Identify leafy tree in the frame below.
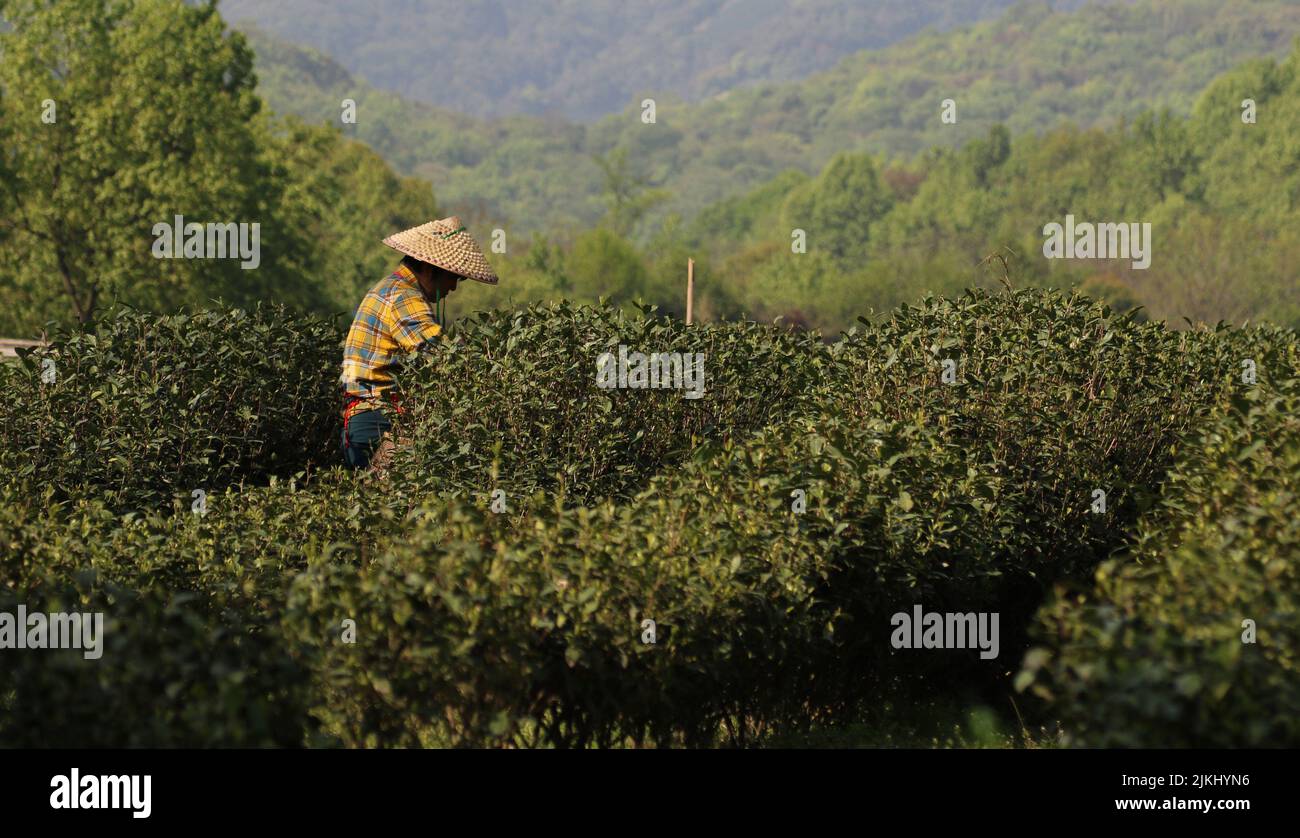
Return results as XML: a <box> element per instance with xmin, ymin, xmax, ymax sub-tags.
<box><xmin>565</xmin><ymin>227</ymin><xmax>648</xmax><ymax>305</ymax></box>
<box><xmin>259</xmin><ymin>118</ymin><xmax>440</xmax><ymax>313</ymax></box>
<box><xmin>592</xmin><ymin>147</ymin><xmax>669</xmax><ymax>238</ymax></box>
<box><xmin>1127</xmin><ymin>111</ymin><xmax>1200</xmax><ymax>204</ymax></box>
<box><xmin>780</xmin><ymin>152</ymin><xmax>893</xmax><ymax>263</ymax></box>
<box><xmin>961</xmin><ymin>124</ymin><xmax>1011</xmax><ymax>188</ymax></box>
<box><xmin>0</xmin><ymin>0</ymin><xmax>271</xmax><ymax>327</ymax></box>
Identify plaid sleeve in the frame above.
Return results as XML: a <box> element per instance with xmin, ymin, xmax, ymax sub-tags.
<box><xmin>386</xmin><ymin>287</ymin><xmax>443</xmax><ymax>352</ymax></box>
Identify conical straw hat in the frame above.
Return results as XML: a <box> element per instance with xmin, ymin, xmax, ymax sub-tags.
<box><xmin>382</xmin><ymin>216</ymin><xmax>499</xmax><ymax>284</ymax></box>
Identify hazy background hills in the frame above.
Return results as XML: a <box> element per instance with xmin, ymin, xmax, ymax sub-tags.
<box><xmin>3</xmin><ymin>0</ymin><xmax>1298</xmax><ymax>337</ymax></box>
<box><xmin>221</xmin><ymin>0</ymin><xmax>1036</xmax><ymax>120</ymax></box>
<box><xmin>241</xmin><ymin>0</ymin><xmax>1300</xmax><ymax>235</ymax></box>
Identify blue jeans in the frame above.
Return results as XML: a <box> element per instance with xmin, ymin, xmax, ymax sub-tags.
<box><xmin>341</xmin><ymin>408</ymin><xmax>392</xmax><ymax>470</ymax></box>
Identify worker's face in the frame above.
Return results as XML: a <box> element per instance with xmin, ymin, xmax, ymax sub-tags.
<box><xmin>417</xmin><ymin>264</ymin><xmax>460</xmax><ymax>298</ymax></box>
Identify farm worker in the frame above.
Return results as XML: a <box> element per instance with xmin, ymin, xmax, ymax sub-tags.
<box><xmin>340</xmin><ymin>216</ymin><xmax>498</xmax><ymax>469</ymax></box>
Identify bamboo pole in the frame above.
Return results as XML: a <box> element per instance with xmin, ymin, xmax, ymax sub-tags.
<box><xmin>686</xmin><ymin>258</ymin><xmax>694</xmax><ymax>325</ymax></box>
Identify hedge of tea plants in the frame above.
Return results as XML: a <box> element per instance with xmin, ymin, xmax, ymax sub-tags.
<box><xmin>0</xmin><ymin>305</ymin><xmax>342</xmax><ymax>510</ymax></box>
<box><xmin>284</xmin><ymin>410</ymin><xmax>1023</xmax><ymax>746</ymax></box>
<box><xmin>0</xmin><ymin>475</ymin><xmax>381</xmax><ymax>746</ymax></box>
<box><xmin>824</xmin><ymin>292</ymin><xmax>1280</xmax><ymax>577</ymax></box>
<box><xmin>1024</xmin><ymin>370</ymin><xmax>1300</xmax><ymax>747</ymax></box>
<box><xmin>813</xmin><ymin>292</ymin><xmax>1298</xmax><ymax>668</ymax></box>
<box><xmin>385</xmin><ymin>300</ymin><xmax>829</xmax><ymax>504</ymax></box>
<box><xmin>1</xmin><ymin>291</ymin><xmax>1296</xmax><ymax>746</ymax></box>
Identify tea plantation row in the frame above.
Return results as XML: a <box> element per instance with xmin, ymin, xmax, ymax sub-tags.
<box><xmin>0</xmin><ymin>291</ymin><xmax>1295</xmax><ymax>746</ymax></box>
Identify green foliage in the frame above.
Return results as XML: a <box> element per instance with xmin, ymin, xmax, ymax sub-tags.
<box><xmin>3</xmin><ymin>292</ymin><xmax>1297</xmax><ymax>748</ymax></box>
<box><xmin>1077</xmin><ymin>273</ymin><xmax>1148</xmax><ymax>319</ymax></box>
<box><xmin>289</xmin><ymin>289</ymin><xmax>1270</xmax><ymax>747</ymax></box>
<box><xmin>1024</xmin><ymin>340</ymin><xmax>1300</xmax><ymax>747</ymax></box>
<box><xmin>0</xmin><ymin>0</ymin><xmax>442</xmax><ymax>334</ymax></box>
<box><xmin>592</xmin><ymin>148</ymin><xmax>670</xmax><ymax>239</ymax></box>
<box><xmin>0</xmin><ymin>305</ymin><xmax>342</xmax><ymax>509</ymax></box>
<box><xmin>240</xmin><ymin>1</ymin><xmax>1300</xmax><ymax>336</ymax></box>
<box><xmin>695</xmin><ymin>48</ymin><xmax>1300</xmax><ymax>334</ymax></box>
<box><xmin>824</xmin><ymin>289</ymin><xmax>1249</xmax><ymax>578</ymax></box>
<box><xmin>0</xmin><ymin>0</ymin><xmax>268</xmax><ymax>325</ymax></box>
<box><xmin>285</xmin><ymin>411</ymin><xmax>1008</xmax><ymax>747</ymax></box>
<box><xmin>259</xmin><ymin>118</ymin><xmax>441</xmax><ymax>312</ymax></box>
<box><xmin>690</xmin><ymin>169</ymin><xmax>810</xmax><ymax>249</ymax></box>
<box><xmin>224</xmin><ymin>1</ymin><xmax>1019</xmax><ymax>121</ymax></box>
<box><xmin>387</xmin><ymin>301</ymin><xmax>827</xmax><ymax>505</ymax></box>
<box><xmin>243</xmin><ymin>0</ymin><xmax>1300</xmax><ymax>235</ymax></box>
<box><xmin>10</xmin><ymin>0</ymin><xmax>1296</xmax><ymax>337</ymax></box>
<box><xmin>779</xmin><ymin>152</ymin><xmax>893</xmax><ymax>264</ymax></box>
<box><xmin>4</xmin><ymin>0</ymin><xmax>1298</xmax><ymax>750</ymax></box>
<box><xmin>0</xmin><ymin>577</ymin><xmax>312</xmax><ymax>747</ymax></box>
<box><xmin>0</xmin><ymin>470</ymin><xmax>398</xmax><ymax>746</ymax></box>
<box><xmin>562</xmin><ymin>229</ymin><xmax>652</xmax><ymax>305</ymax></box>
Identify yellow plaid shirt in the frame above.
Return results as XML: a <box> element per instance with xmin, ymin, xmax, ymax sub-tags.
<box><xmin>341</xmin><ymin>264</ymin><xmax>442</xmax><ymax>419</ymax></box>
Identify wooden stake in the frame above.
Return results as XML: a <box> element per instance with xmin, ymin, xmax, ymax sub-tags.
<box><xmin>686</xmin><ymin>258</ymin><xmax>695</xmax><ymax>325</ymax></box>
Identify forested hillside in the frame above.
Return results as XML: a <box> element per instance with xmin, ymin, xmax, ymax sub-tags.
<box><xmin>245</xmin><ymin>0</ymin><xmax>1300</xmax><ymax>233</ymax></box>
<box><xmin>663</xmin><ymin>45</ymin><xmax>1300</xmax><ymax>331</ymax></box>
<box><xmin>6</xmin><ymin>0</ymin><xmax>1298</xmax><ymax>336</ymax></box>
<box><xmin>451</xmin><ymin>38</ymin><xmax>1300</xmax><ymax>335</ymax></box>
<box><xmin>221</xmin><ymin>0</ymin><xmax>1027</xmax><ymax>120</ymax></box>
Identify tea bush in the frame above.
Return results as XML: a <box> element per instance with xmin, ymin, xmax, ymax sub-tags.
<box><xmin>817</xmin><ymin>290</ymin><xmax>1299</xmax><ymax>670</ymax></box>
<box><xmin>290</xmin><ymin>287</ymin><xmax>1276</xmax><ymax>746</ymax></box>
<box><xmin>3</xmin><ymin>291</ymin><xmax>1295</xmax><ymax>747</ymax></box>
<box><xmin>0</xmin><ymin>578</ymin><xmax>312</xmax><ymax>747</ymax></box>
<box><xmin>0</xmin><ymin>475</ymin><xmax>395</xmax><ymax>747</ymax></box>
<box><xmin>0</xmin><ymin>485</ymin><xmax>309</xmax><ymax>746</ymax></box>
<box><xmin>1024</xmin><ymin>370</ymin><xmax>1300</xmax><ymax>747</ymax></box>
<box><xmin>387</xmin><ymin>301</ymin><xmax>830</xmax><ymax>504</ymax></box>
<box><xmin>286</xmin><ymin>410</ymin><xmax>1016</xmax><ymax>747</ymax></box>
<box><xmin>825</xmin><ymin>289</ymin><xmax>1275</xmax><ymax>576</ymax></box>
<box><xmin>0</xmin><ymin>305</ymin><xmax>343</xmax><ymax>510</ymax></box>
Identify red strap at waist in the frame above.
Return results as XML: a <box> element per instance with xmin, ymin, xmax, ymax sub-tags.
<box><xmin>342</xmin><ymin>391</ymin><xmax>404</xmax><ymax>428</ymax></box>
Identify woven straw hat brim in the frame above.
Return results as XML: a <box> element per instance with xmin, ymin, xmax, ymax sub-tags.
<box><xmin>382</xmin><ymin>216</ymin><xmax>499</xmax><ymax>284</ymax></box>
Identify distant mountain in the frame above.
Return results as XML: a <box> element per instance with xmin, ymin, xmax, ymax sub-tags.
<box><xmin>244</xmin><ymin>0</ymin><xmax>1300</xmax><ymax>235</ymax></box>
<box><xmin>222</xmin><ymin>0</ymin><xmax>1029</xmax><ymax>120</ymax></box>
